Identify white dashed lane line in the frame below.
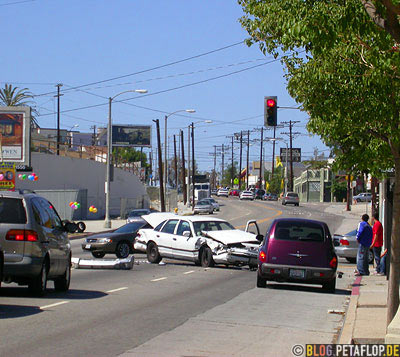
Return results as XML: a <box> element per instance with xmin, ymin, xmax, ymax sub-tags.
<box><xmin>183</xmin><ymin>270</ymin><xmax>195</xmax><ymax>275</ymax></box>
<box><xmin>151</xmin><ymin>277</ymin><xmax>167</xmax><ymax>282</ymax></box>
<box><xmin>40</xmin><ymin>301</ymin><xmax>69</xmax><ymax>310</ymax></box>
<box><xmin>106</xmin><ymin>287</ymin><xmax>129</xmax><ymax>293</ymax></box>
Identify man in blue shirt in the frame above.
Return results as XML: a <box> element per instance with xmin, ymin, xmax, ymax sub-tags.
<box><xmin>356</xmin><ymin>214</ymin><xmax>373</xmax><ymax>276</ymax></box>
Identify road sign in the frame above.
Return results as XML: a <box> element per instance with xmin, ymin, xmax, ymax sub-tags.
<box><xmin>233</xmin><ymin>178</ymin><xmax>239</xmax><ymax>185</ymax></box>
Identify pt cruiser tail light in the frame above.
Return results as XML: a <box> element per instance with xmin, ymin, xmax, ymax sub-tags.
<box><xmin>259</xmin><ymin>250</ymin><xmax>266</xmax><ymax>263</ymax></box>
<box><xmin>329</xmin><ymin>257</ymin><xmax>338</xmax><ymax>269</ymax></box>
<box><xmin>6</xmin><ymin>229</ymin><xmax>38</xmax><ymax>242</ymax></box>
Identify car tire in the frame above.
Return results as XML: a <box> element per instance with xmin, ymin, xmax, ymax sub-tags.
<box><xmin>92</xmin><ymin>252</ymin><xmax>106</xmax><ymax>258</ymax></box>
<box><xmin>249</xmin><ymin>264</ymin><xmax>257</xmax><ymax>271</ymax></box>
<box><xmin>116</xmin><ymin>241</ymin><xmax>130</xmax><ymax>259</ymax></box>
<box><xmin>77</xmin><ymin>221</ymin><xmax>86</xmax><ymax>233</ymax></box>
<box><xmin>200</xmin><ymin>246</ymin><xmax>215</xmax><ymax>268</ymax></box>
<box><xmin>346</xmin><ymin>257</ymin><xmax>356</xmax><ymax>263</ymax></box>
<box><xmin>322</xmin><ymin>278</ymin><xmax>336</xmax><ymax>293</ymax></box>
<box><xmin>147</xmin><ymin>242</ymin><xmax>162</xmax><ymax>264</ymax></box>
<box><xmin>29</xmin><ymin>259</ymin><xmax>48</xmax><ymax>297</ymax></box>
<box><xmin>256</xmin><ymin>273</ymin><xmax>267</xmax><ymax>288</ymax></box>
<box><xmin>54</xmin><ymin>257</ymin><xmax>71</xmax><ymax>292</ymax></box>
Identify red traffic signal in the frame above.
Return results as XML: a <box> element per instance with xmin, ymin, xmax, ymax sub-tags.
<box><xmin>266</xmin><ymin>99</ymin><xmax>276</xmax><ymax>108</ymax></box>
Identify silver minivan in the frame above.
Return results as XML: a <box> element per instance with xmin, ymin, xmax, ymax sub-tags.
<box><xmin>0</xmin><ymin>191</ymin><xmax>75</xmax><ymax>296</ymax></box>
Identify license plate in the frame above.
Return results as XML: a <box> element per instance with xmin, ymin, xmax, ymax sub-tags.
<box><xmin>85</xmin><ymin>244</ymin><xmax>91</xmax><ymax>249</ymax></box>
<box><xmin>289</xmin><ymin>269</ymin><xmax>305</xmax><ymax>278</ymax></box>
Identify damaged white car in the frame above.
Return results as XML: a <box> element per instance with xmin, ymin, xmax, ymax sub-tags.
<box><xmin>135</xmin><ymin>213</ymin><xmax>263</xmax><ymax>268</ymax></box>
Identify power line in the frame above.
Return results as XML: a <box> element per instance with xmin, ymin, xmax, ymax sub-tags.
<box><xmin>0</xmin><ymin>0</ymin><xmax>35</xmax><ymax>6</ymax></box>
<box><xmin>33</xmin><ymin>40</ymin><xmax>246</xmax><ymax>97</ymax></box>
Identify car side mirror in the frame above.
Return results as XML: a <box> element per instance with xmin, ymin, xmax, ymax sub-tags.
<box><xmin>183</xmin><ymin>231</ymin><xmax>191</xmax><ymax>238</ymax></box>
<box><xmin>256</xmin><ymin>234</ymin><xmax>263</xmax><ymax>242</ymax></box>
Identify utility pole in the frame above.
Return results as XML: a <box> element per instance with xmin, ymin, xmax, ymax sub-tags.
<box><xmin>239</xmin><ymin>132</ymin><xmax>243</xmax><ymax>189</ymax></box>
<box><xmin>221</xmin><ymin>143</ymin><xmax>225</xmax><ymax>184</ymax></box>
<box><xmin>149</xmin><ymin>150</ymin><xmax>153</xmax><ymax>186</ymax></box>
<box><xmin>180</xmin><ymin>130</ymin><xmax>187</xmax><ymax>204</ymax></box>
<box><xmin>259</xmin><ymin>127</ymin><xmax>264</xmax><ymax>189</ymax></box>
<box><xmin>173</xmin><ymin>134</ymin><xmax>178</xmax><ymax>189</ymax></box>
<box><xmin>246</xmin><ymin>130</ymin><xmax>250</xmax><ymax>189</ymax></box>
<box><xmin>153</xmin><ymin>119</ymin><xmax>165</xmax><ymax>212</ymax></box>
<box><xmin>213</xmin><ymin>145</ymin><xmax>217</xmax><ymax>188</ymax></box>
<box><xmin>55</xmin><ymin>84</ymin><xmax>63</xmax><ymax>155</ymax></box>
<box><xmin>187</xmin><ymin>125</ymin><xmax>191</xmax><ymax>205</ymax></box>
<box><xmin>191</xmin><ymin>123</ymin><xmax>195</xmax><ymax>210</ymax></box>
<box><xmin>231</xmin><ymin>136</ymin><xmax>234</xmax><ymax>187</ymax></box>
<box><xmin>281</xmin><ymin>120</ymin><xmax>300</xmax><ymax>192</ymax></box>
<box><xmin>90</xmin><ymin>125</ymin><xmax>96</xmax><ymax>146</ymax></box>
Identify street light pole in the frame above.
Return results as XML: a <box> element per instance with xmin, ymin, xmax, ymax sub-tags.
<box><xmin>104</xmin><ymin>89</ymin><xmax>147</xmax><ymax>228</ymax></box>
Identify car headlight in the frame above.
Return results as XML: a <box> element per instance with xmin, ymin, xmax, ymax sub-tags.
<box><xmin>97</xmin><ymin>238</ymin><xmax>112</xmax><ymax>243</ymax></box>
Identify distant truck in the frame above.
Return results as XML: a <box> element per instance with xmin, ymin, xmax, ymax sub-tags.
<box><xmin>190</xmin><ymin>174</ymin><xmax>211</xmax><ymax>203</ymax></box>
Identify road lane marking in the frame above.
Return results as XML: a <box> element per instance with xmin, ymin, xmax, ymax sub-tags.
<box><xmin>184</xmin><ymin>270</ymin><xmax>195</xmax><ymax>275</ymax></box>
<box><xmin>235</xmin><ymin>202</ymin><xmax>282</xmax><ymax>229</ymax></box>
<box><xmin>106</xmin><ymin>287</ymin><xmax>128</xmax><ymax>293</ymax></box>
<box><xmin>40</xmin><ymin>301</ymin><xmax>69</xmax><ymax>310</ymax></box>
<box><xmin>151</xmin><ymin>277</ymin><xmax>167</xmax><ymax>282</ymax></box>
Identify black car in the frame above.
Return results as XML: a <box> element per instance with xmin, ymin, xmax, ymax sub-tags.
<box><xmin>255</xmin><ymin>189</ymin><xmax>266</xmax><ymax>200</ymax></box>
<box><xmin>82</xmin><ymin>221</ymin><xmax>152</xmax><ymax>258</ymax></box>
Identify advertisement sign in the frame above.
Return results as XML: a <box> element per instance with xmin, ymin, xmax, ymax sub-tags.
<box><xmin>0</xmin><ymin>162</ymin><xmax>16</xmax><ymax>191</ymax></box>
<box><xmin>112</xmin><ymin>125</ymin><xmax>151</xmax><ymax>147</ymax></box>
<box><xmin>0</xmin><ymin>106</ymin><xmax>31</xmax><ymax>167</ymax></box>
<box><xmin>280</xmin><ymin>148</ymin><xmax>301</xmax><ymax>162</ymax></box>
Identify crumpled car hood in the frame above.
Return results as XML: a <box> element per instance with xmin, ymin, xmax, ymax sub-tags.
<box><xmin>202</xmin><ymin>230</ymin><xmax>259</xmax><ymax>245</ymax></box>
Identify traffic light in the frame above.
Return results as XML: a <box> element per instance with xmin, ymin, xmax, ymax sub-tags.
<box><xmin>264</xmin><ymin>96</ymin><xmax>277</xmax><ymax>126</ymax></box>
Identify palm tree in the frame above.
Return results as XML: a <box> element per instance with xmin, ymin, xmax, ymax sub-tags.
<box><xmin>0</xmin><ymin>84</ymin><xmax>39</xmax><ymax>127</ymax></box>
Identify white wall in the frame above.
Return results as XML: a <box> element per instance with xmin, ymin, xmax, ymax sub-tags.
<box><xmin>16</xmin><ymin>152</ymin><xmax>147</xmax><ymax>218</ymax></box>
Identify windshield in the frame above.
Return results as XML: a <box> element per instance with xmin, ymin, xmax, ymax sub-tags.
<box><xmin>193</xmin><ymin>221</ymin><xmax>235</xmax><ymax>236</ymax></box>
<box><xmin>115</xmin><ymin>222</ymin><xmax>146</xmax><ymax>233</ymax></box>
<box><xmin>128</xmin><ymin>210</ymin><xmax>148</xmax><ymax>217</ymax></box>
<box><xmin>0</xmin><ymin>198</ymin><xmax>27</xmax><ymax>224</ymax></box>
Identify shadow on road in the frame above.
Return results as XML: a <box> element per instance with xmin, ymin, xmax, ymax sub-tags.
<box><xmin>0</xmin><ymin>287</ymin><xmax>107</xmax><ymax>300</ymax></box>
<box><xmin>265</xmin><ymin>283</ymin><xmax>351</xmax><ymax>295</ymax></box>
<box><xmin>0</xmin><ymin>304</ymin><xmax>42</xmax><ymax>319</ymax></box>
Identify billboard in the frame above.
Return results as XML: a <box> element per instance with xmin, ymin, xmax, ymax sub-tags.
<box><xmin>112</xmin><ymin>125</ymin><xmax>151</xmax><ymax>147</ymax></box>
<box><xmin>280</xmin><ymin>148</ymin><xmax>301</xmax><ymax>162</ymax></box>
<box><xmin>0</xmin><ymin>106</ymin><xmax>31</xmax><ymax>167</ymax></box>
<box><xmin>0</xmin><ymin>162</ymin><xmax>16</xmax><ymax>191</ymax></box>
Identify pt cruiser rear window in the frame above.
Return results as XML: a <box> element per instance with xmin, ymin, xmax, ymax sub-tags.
<box><xmin>274</xmin><ymin>221</ymin><xmax>324</xmax><ymax>242</ymax></box>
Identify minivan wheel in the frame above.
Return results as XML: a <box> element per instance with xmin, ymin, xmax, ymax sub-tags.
<box><xmin>256</xmin><ymin>273</ymin><xmax>267</xmax><ymax>288</ymax></box>
<box><xmin>77</xmin><ymin>221</ymin><xmax>86</xmax><ymax>233</ymax></box>
<box><xmin>322</xmin><ymin>278</ymin><xmax>336</xmax><ymax>293</ymax></box>
<box><xmin>116</xmin><ymin>242</ymin><xmax>130</xmax><ymax>259</ymax></box>
<box><xmin>54</xmin><ymin>258</ymin><xmax>71</xmax><ymax>292</ymax></box>
<box><xmin>200</xmin><ymin>247</ymin><xmax>215</xmax><ymax>268</ymax></box>
<box><xmin>147</xmin><ymin>242</ymin><xmax>162</xmax><ymax>263</ymax></box>
<box><xmin>29</xmin><ymin>260</ymin><xmax>48</xmax><ymax>296</ymax></box>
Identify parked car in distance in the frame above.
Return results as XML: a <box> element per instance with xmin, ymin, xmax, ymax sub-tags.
<box><xmin>257</xmin><ymin>218</ymin><xmax>337</xmax><ymax>292</ymax></box>
<box><xmin>282</xmin><ymin>192</ymin><xmax>300</xmax><ymax>206</ymax></box>
<box><xmin>135</xmin><ymin>214</ymin><xmax>262</xmax><ymax>268</ymax></box>
<box><xmin>217</xmin><ymin>188</ymin><xmax>229</xmax><ymax>197</ymax></box>
<box><xmin>255</xmin><ymin>189</ymin><xmax>266</xmax><ymax>200</ymax></box>
<box><xmin>0</xmin><ymin>191</ymin><xmax>76</xmax><ymax>296</ymax></box>
<box><xmin>199</xmin><ymin>198</ymin><xmax>220</xmax><ymax>211</ymax></box>
<box><xmin>239</xmin><ymin>190</ymin><xmax>254</xmax><ymax>201</ymax></box>
<box><xmin>265</xmin><ymin>193</ymin><xmax>278</xmax><ymax>201</ymax></box>
<box><xmin>353</xmin><ymin>192</ymin><xmax>372</xmax><ymax>202</ymax></box>
<box><xmin>194</xmin><ymin>200</ymin><xmax>214</xmax><ymax>215</ymax></box>
<box><xmin>126</xmin><ymin>208</ymin><xmax>157</xmax><ymax>223</ymax></box>
<box><xmin>229</xmin><ymin>189</ymin><xmax>240</xmax><ymax>197</ymax></box>
<box><xmin>82</xmin><ymin>221</ymin><xmax>152</xmax><ymax>258</ymax></box>
<box><xmin>211</xmin><ymin>189</ymin><xmax>218</xmax><ymax>196</ymax></box>
<box><xmin>333</xmin><ymin>229</ymin><xmax>374</xmax><ymax>263</ymax></box>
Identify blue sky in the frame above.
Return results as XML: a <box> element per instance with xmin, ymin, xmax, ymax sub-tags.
<box><xmin>2</xmin><ymin>0</ymin><xmax>329</xmax><ymax>171</ymax></box>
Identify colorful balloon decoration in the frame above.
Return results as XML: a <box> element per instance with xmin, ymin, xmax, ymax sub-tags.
<box><xmin>0</xmin><ymin>174</ymin><xmax>4</xmax><ymax>181</ymax></box>
<box><xmin>89</xmin><ymin>205</ymin><xmax>98</xmax><ymax>213</ymax></box>
<box><xmin>18</xmin><ymin>172</ymin><xmax>38</xmax><ymax>181</ymax></box>
<box><xmin>69</xmin><ymin>201</ymin><xmax>80</xmax><ymax>210</ymax></box>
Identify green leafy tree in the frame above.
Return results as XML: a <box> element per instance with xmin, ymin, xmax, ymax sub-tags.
<box><xmin>221</xmin><ymin>163</ymin><xmax>238</xmax><ymax>187</ymax></box>
<box><xmin>239</xmin><ymin>0</ymin><xmax>400</xmax><ymax>323</ymax></box>
<box><xmin>0</xmin><ymin>84</ymin><xmax>39</xmax><ymax>127</ymax></box>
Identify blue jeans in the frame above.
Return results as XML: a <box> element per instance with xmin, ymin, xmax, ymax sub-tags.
<box><xmin>373</xmin><ymin>247</ymin><xmax>382</xmax><ymax>273</ymax></box>
<box><xmin>357</xmin><ymin>244</ymin><xmax>370</xmax><ymax>275</ymax></box>
<box><xmin>379</xmin><ymin>254</ymin><xmax>387</xmax><ymax>275</ymax></box>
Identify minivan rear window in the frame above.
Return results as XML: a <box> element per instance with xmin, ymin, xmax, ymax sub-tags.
<box><xmin>0</xmin><ymin>198</ymin><xmax>27</xmax><ymax>224</ymax></box>
<box><xmin>274</xmin><ymin>221</ymin><xmax>324</xmax><ymax>242</ymax></box>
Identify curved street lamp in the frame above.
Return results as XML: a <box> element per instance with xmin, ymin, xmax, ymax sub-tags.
<box><xmin>164</xmin><ymin>109</ymin><xmax>195</xmax><ymax>194</ymax></box>
<box><xmin>104</xmin><ymin>89</ymin><xmax>148</xmax><ymax>228</ymax></box>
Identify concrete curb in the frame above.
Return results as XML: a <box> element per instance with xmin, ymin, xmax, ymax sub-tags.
<box><xmin>386</xmin><ymin>307</ymin><xmax>400</xmax><ymax>343</ymax></box>
<box><xmin>71</xmin><ymin>256</ymin><xmax>134</xmax><ymax>270</ymax></box>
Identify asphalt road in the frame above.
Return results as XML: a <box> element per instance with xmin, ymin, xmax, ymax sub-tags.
<box><xmin>0</xmin><ymin>198</ymin><xmax>353</xmax><ymax>356</ymax></box>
